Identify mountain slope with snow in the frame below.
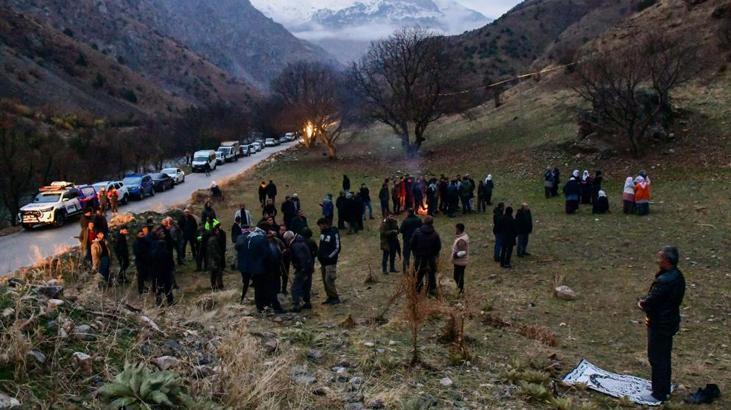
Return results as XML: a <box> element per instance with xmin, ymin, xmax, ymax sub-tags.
<box><xmin>251</xmin><ymin>0</ymin><xmax>490</xmax><ymax>63</ymax></box>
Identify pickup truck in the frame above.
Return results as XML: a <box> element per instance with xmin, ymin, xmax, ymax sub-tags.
<box><xmin>18</xmin><ymin>182</ymin><xmax>85</xmax><ymax>229</ymax></box>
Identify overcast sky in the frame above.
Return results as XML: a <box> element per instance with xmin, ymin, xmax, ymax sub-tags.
<box><xmin>457</xmin><ymin>0</ymin><xmax>522</xmax><ymax>18</ymax></box>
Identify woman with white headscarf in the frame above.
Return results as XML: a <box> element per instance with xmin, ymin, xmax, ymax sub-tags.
<box><xmin>622</xmin><ymin>177</ymin><xmax>635</xmax><ymax>214</ymax></box>
<box><xmin>592</xmin><ymin>190</ymin><xmax>610</xmax><ymax>214</ymax></box>
<box><xmin>580</xmin><ymin>170</ymin><xmax>593</xmax><ymax>204</ymax></box>
<box><xmin>563</xmin><ymin>176</ymin><xmax>581</xmax><ymax>214</ymax></box>
<box><xmin>634</xmin><ymin>175</ymin><xmax>652</xmax><ymax>216</ymax></box>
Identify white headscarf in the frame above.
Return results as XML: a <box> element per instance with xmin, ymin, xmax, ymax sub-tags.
<box><xmin>486</xmin><ymin>174</ymin><xmax>492</xmax><ymax>181</ymax></box>
<box><xmin>598</xmin><ymin>190</ymin><xmax>607</xmax><ymax>198</ymax></box>
<box><xmin>624</xmin><ymin>177</ymin><xmax>635</xmax><ymax>194</ymax></box>
<box><xmin>572</xmin><ymin>169</ymin><xmax>580</xmax><ymax>178</ymax></box>
<box><xmin>582</xmin><ymin>170</ymin><xmax>590</xmax><ymax>181</ymax></box>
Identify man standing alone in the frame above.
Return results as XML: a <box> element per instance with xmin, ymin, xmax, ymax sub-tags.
<box><xmin>515</xmin><ymin>203</ymin><xmax>533</xmax><ymax>257</ymax></box>
<box><xmin>317</xmin><ymin>218</ymin><xmax>341</xmax><ymax>305</ymax></box>
<box><xmin>638</xmin><ymin>246</ymin><xmax>686</xmax><ymax>403</ymax></box>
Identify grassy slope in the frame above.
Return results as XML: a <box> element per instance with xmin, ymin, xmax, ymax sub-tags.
<box><xmin>168</xmin><ymin>72</ymin><xmax>730</xmax><ymax>407</ymax></box>
<box><xmin>3</xmin><ymin>73</ymin><xmax>728</xmax><ymax>408</ymax></box>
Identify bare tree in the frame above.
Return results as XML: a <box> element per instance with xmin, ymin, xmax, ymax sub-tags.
<box><xmin>351</xmin><ymin>27</ymin><xmax>453</xmax><ymax>156</ymax></box>
<box><xmin>271</xmin><ymin>61</ymin><xmax>346</xmax><ymax>159</ymax></box>
<box><xmin>574</xmin><ymin>31</ymin><xmax>695</xmax><ymax>156</ymax></box>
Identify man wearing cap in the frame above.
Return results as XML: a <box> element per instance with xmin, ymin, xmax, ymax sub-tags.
<box><xmin>317</xmin><ymin>218</ymin><xmax>341</xmax><ymax>305</ymax></box>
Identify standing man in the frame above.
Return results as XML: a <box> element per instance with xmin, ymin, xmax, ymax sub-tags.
<box><xmin>492</xmin><ymin>203</ymin><xmax>505</xmax><ymax>263</ymax></box>
<box><xmin>360</xmin><ymin>183</ymin><xmax>373</xmax><ymax>220</ymax></box>
<box><xmin>499</xmin><ymin>207</ymin><xmax>517</xmax><ymax>269</ymax></box>
<box><xmin>179</xmin><ymin>208</ymin><xmax>198</xmax><ymax>263</ymax></box>
<box><xmin>342</xmin><ymin>175</ymin><xmax>351</xmax><ymax>193</ymax></box>
<box><xmin>335</xmin><ymin>192</ymin><xmax>346</xmax><ymax>230</ymax></box>
<box><xmin>266</xmin><ymin>180</ymin><xmax>278</xmax><ymax>205</ymax></box>
<box><xmin>91</xmin><ymin>231</ymin><xmax>111</xmax><ymax>287</ymax></box>
<box><xmin>107</xmin><ymin>186</ymin><xmax>119</xmax><ymax>215</ymax></box>
<box><xmin>284</xmin><ymin>231</ymin><xmax>314</xmax><ymax>312</ymax></box>
<box><xmin>151</xmin><ymin>229</ymin><xmax>175</xmax><ymax>306</ymax></box>
<box><xmin>379</xmin><ymin>179</ymin><xmax>390</xmax><ymax>218</ymax></box>
<box><xmin>515</xmin><ymin>203</ymin><xmax>533</xmax><ymax>257</ymax></box>
<box><xmin>281</xmin><ymin>195</ymin><xmax>297</xmax><ymax>228</ymax></box>
<box><xmin>207</xmin><ymin>221</ymin><xmax>226</xmax><ymax>290</ymax></box>
<box><xmin>133</xmin><ymin>226</ymin><xmax>151</xmax><ymax>294</ymax></box>
<box><xmin>451</xmin><ymin>223</ymin><xmax>469</xmax><ymax>295</ymax></box>
<box><xmin>238</xmin><ymin>226</ymin><xmax>269</xmax><ymax>310</ymax></box>
<box><xmin>399</xmin><ymin>209</ymin><xmax>422</xmax><ymax>272</ymax></box>
<box><xmin>320</xmin><ymin>194</ymin><xmax>334</xmax><ymax>223</ymax></box>
<box><xmin>317</xmin><ymin>218</ymin><xmax>341</xmax><ymax>305</ymax></box>
<box><xmin>410</xmin><ymin>216</ymin><xmax>441</xmax><ymax>296</ymax></box>
<box><xmin>112</xmin><ymin>226</ymin><xmax>130</xmax><ymax>284</ymax></box>
<box><xmin>379</xmin><ymin>214</ymin><xmax>400</xmax><ymax>274</ymax></box>
<box><xmin>234</xmin><ymin>203</ymin><xmax>253</xmax><ymax>228</ymax></box>
<box><xmin>638</xmin><ymin>247</ymin><xmax>686</xmax><ymax>403</ymax></box>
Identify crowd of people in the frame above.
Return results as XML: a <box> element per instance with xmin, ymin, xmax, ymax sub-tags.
<box><xmin>545</xmin><ymin>167</ymin><xmax>651</xmax><ymax>216</ymax></box>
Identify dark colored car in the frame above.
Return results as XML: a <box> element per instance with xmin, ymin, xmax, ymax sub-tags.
<box><xmin>76</xmin><ymin>185</ymin><xmax>99</xmax><ymax>210</ymax></box>
<box><xmin>151</xmin><ymin>173</ymin><xmax>175</xmax><ymax>192</ymax></box>
<box><xmin>123</xmin><ymin>174</ymin><xmax>155</xmax><ymax>200</ymax></box>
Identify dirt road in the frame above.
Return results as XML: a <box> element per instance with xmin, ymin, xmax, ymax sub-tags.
<box><xmin>0</xmin><ymin>142</ymin><xmax>295</xmax><ymax>276</ymax></box>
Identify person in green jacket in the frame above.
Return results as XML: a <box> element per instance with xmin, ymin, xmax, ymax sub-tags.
<box><xmin>379</xmin><ymin>214</ymin><xmax>400</xmax><ymax>274</ymax></box>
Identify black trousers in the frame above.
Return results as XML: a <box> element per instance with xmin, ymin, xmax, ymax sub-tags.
<box><xmin>648</xmin><ymin>328</ymin><xmax>673</xmax><ymax>399</ymax></box>
<box><xmin>453</xmin><ymin>265</ymin><xmax>465</xmax><ymax>293</ymax></box>
<box><xmin>500</xmin><ymin>243</ymin><xmax>514</xmax><ymax>267</ymax></box>
<box><xmin>382</xmin><ymin>249</ymin><xmax>396</xmax><ymax>273</ymax></box>
<box><xmin>253</xmin><ymin>274</ymin><xmax>283</xmax><ymax>312</ymax></box>
<box><xmin>153</xmin><ymin>272</ymin><xmax>174</xmax><ymax>306</ymax></box>
<box><xmin>240</xmin><ymin>271</ymin><xmax>252</xmax><ymax>302</ymax></box>
<box><xmin>415</xmin><ymin>256</ymin><xmax>437</xmax><ymax>296</ymax></box>
<box><xmin>136</xmin><ymin>265</ymin><xmax>148</xmax><ymax>294</ymax></box>
<box><xmin>180</xmin><ymin>236</ymin><xmax>197</xmax><ymax>260</ymax></box>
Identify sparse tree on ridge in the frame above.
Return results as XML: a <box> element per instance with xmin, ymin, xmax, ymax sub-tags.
<box><xmin>351</xmin><ymin>27</ymin><xmax>453</xmax><ymax>156</ymax></box>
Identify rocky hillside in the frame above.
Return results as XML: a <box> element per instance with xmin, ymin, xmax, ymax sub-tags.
<box><xmin>1</xmin><ymin>0</ymin><xmax>334</xmax><ymax>120</ymax></box>
<box><xmin>447</xmin><ymin>0</ymin><xmax>642</xmax><ymax>89</ymax></box>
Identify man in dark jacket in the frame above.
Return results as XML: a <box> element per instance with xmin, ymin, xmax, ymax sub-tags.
<box><xmin>132</xmin><ymin>226</ymin><xmax>152</xmax><ymax>294</ymax></box>
<box><xmin>515</xmin><ymin>203</ymin><xmax>533</xmax><ymax>257</ymax></box>
<box><xmin>178</xmin><ymin>208</ymin><xmax>198</xmax><ymax>263</ymax></box>
<box><xmin>335</xmin><ymin>192</ymin><xmax>346</xmax><ymax>230</ymax></box>
<box><xmin>265</xmin><ymin>230</ymin><xmax>286</xmax><ymax>313</ymax></box>
<box><xmin>483</xmin><ymin>175</ymin><xmax>494</xmax><ymax>206</ymax></box>
<box><xmin>360</xmin><ymin>183</ymin><xmax>373</xmax><ymax>220</ymax></box>
<box><xmin>266</xmin><ymin>180</ymin><xmax>278</xmax><ymax>205</ymax></box>
<box><xmin>317</xmin><ymin>218</ymin><xmax>341</xmax><ymax>305</ymax></box>
<box><xmin>492</xmin><ymin>203</ymin><xmax>505</xmax><ymax>262</ymax></box>
<box><xmin>240</xmin><ymin>226</ymin><xmax>274</xmax><ymax>312</ymax></box>
<box><xmin>638</xmin><ymin>246</ymin><xmax>686</xmax><ymax>403</ymax></box>
<box><xmin>201</xmin><ymin>201</ymin><xmax>216</xmax><ymax>226</ymax></box>
<box><xmin>289</xmin><ymin>210</ymin><xmax>309</xmax><ymax>236</ymax></box>
<box><xmin>378</xmin><ymin>179</ymin><xmax>390</xmax><ymax>218</ymax></box>
<box><xmin>399</xmin><ymin>209</ymin><xmax>422</xmax><ymax>272</ymax></box>
<box><xmin>206</xmin><ymin>221</ymin><xmax>226</xmax><ymax>290</ymax></box>
<box><xmin>499</xmin><ymin>207</ymin><xmax>517</xmax><ymax>268</ymax></box>
<box><xmin>234</xmin><ymin>228</ymin><xmax>252</xmax><ymax>303</ymax></box>
<box><xmin>284</xmin><ymin>231</ymin><xmax>314</xmax><ymax>312</ymax></box>
<box><xmin>112</xmin><ymin>226</ymin><xmax>130</xmax><ymax>284</ymax></box>
<box><xmin>410</xmin><ymin>216</ymin><xmax>441</xmax><ymax>296</ymax></box>
<box><xmin>342</xmin><ymin>175</ymin><xmax>351</xmax><ymax>192</ymax></box>
<box><xmin>231</xmin><ymin>216</ymin><xmax>243</xmax><ymax>245</ymax></box>
<box><xmin>281</xmin><ymin>196</ymin><xmax>297</xmax><ymax>228</ymax></box>
<box><xmin>379</xmin><ymin>214</ymin><xmax>400</xmax><ymax>274</ymax></box>
<box><xmin>151</xmin><ymin>230</ymin><xmax>175</xmax><ymax>306</ymax></box>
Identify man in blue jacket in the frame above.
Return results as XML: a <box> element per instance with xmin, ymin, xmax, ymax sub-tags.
<box><xmin>237</xmin><ymin>226</ymin><xmax>272</xmax><ymax>312</ymax></box>
<box><xmin>638</xmin><ymin>246</ymin><xmax>686</xmax><ymax>403</ymax></box>
<box><xmin>317</xmin><ymin>218</ymin><xmax>341</xmax><ymax>305</ymax></box>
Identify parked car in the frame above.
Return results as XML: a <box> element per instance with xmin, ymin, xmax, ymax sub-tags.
<box><xmin>161</xmin><ymin>168</ymin><xmax>185</xmax><ymax>184</ymax></box>
<box><xmin>264</xmin><ymin>138</ymin><xmax>277</xmax><ymax>147</ymax></box>
<box><xmin>218</xmin><ymin>141</ymin><xmax>241</xmax><ymax>161</ymax></box>
<box><xmin>18</xmin><ymin>182</ymin><xmax>83</xmax><ymax>229</ymax></box>
<box><xmin>240</xmin><ymin>144</ymin><xmax>251</xmax><ymax>157</ymax></box>
<box><xmin>191</xmin><ymin>150</ymin><xmax>217</xmax><ymax>173</ymax></box>
<box><xmin>215</xmin><ymin>149</ymin><xmax>226</xmax><ymax>165</ymax></box>
<box><xmin>76</xmin><ymin>184</ymin><xmax>99</xmax><ymax>210</ymax></box>
<box><xmin>123</xmin><ymin>174</ymin><xmax>155</xmax><ymax>200</ymax></box>
<box><xmin>92</xmin><ymin>181</ymin><xmax>130</xmax><ymax>204</ymax></box>
<box><xmin>251</xmin><ymin>142</ymin><xmax>262</xmax><ymax>152</ymax></box>
<box><xmin>151</xmin><ymin>173</ymin><xmax>175</xmax><ymax>192</ymax></box>
<box><xmin>283</xmin><ymin>132</ymin><xmax>296</xmax><ymax>142</ymax></box>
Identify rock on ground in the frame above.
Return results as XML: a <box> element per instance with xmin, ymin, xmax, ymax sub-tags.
<box><xmin>152</xmin><ymin>356</ymin><xmax>180</xmax><ymax>371</ymax></box>
<box><xmin>0</xmin><ymin>392</ymin><xmax>20</xmax><ymax>409</ymax></box>
<box><xmin>554</xmin><ymin>285</ymin><xmax>577</xmax><ymax>301</ymax></box>
<box><xmin>72</xmin><ymin>352</ymin><xmax>93</xmax><ymax>375</ymax></box>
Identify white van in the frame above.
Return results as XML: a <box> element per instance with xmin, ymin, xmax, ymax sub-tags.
<box><xmin>191</xmin><ymin>150</ymin><xmax>217</xmax><ymax>173</ymax></box>
<box><xmin>219</xmin><ymin>141</ymin><xmax>241</xmax><ymax>161</ymax></box>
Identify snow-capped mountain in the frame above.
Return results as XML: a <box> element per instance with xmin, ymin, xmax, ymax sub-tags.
<box><xmin>250</xmin><ymin>0</ymin><xmax>490</xmax><ymax>63</ymax></box>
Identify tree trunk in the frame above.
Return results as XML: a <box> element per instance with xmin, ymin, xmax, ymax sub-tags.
<box><xmin>325</xmin><ymin>142</ymin><xmax>337</xmax><ymax>160</ymax></box>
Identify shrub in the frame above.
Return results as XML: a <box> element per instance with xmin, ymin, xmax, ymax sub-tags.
<box><xmin>121</xmin><ymin>89</ymin><xmax>138</xmax><ymax>104</ymax></box>
<box><xmin>99</xmin><ymin>362</ymin><xmax>192</xmax><ymax>408</ymax></box>
<box><xmin>92</xmin><ymin>73</ymin><xmax>106</xmax><ymax>88</ymax></box>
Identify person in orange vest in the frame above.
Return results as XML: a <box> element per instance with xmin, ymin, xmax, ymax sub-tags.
<box><xmin>634</xmin><ymin>174</ymin><xmax>652</xmax><ymax>216</ymax></box>
<box><xmin>97</xmin><ymin>188</ymin><xmax>108</xmax><ymax>213</ymax></box>
<box><xmin>107</xmin><ymin>187</ymin><xmax>119</xmax><ymax>215</ymax></box>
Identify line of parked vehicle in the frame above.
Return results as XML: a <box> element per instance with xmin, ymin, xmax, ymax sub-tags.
<box><xmin>17</xmin><ymin>133</ymin><xmax>298</xmax><ymax>230</ymax></box>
